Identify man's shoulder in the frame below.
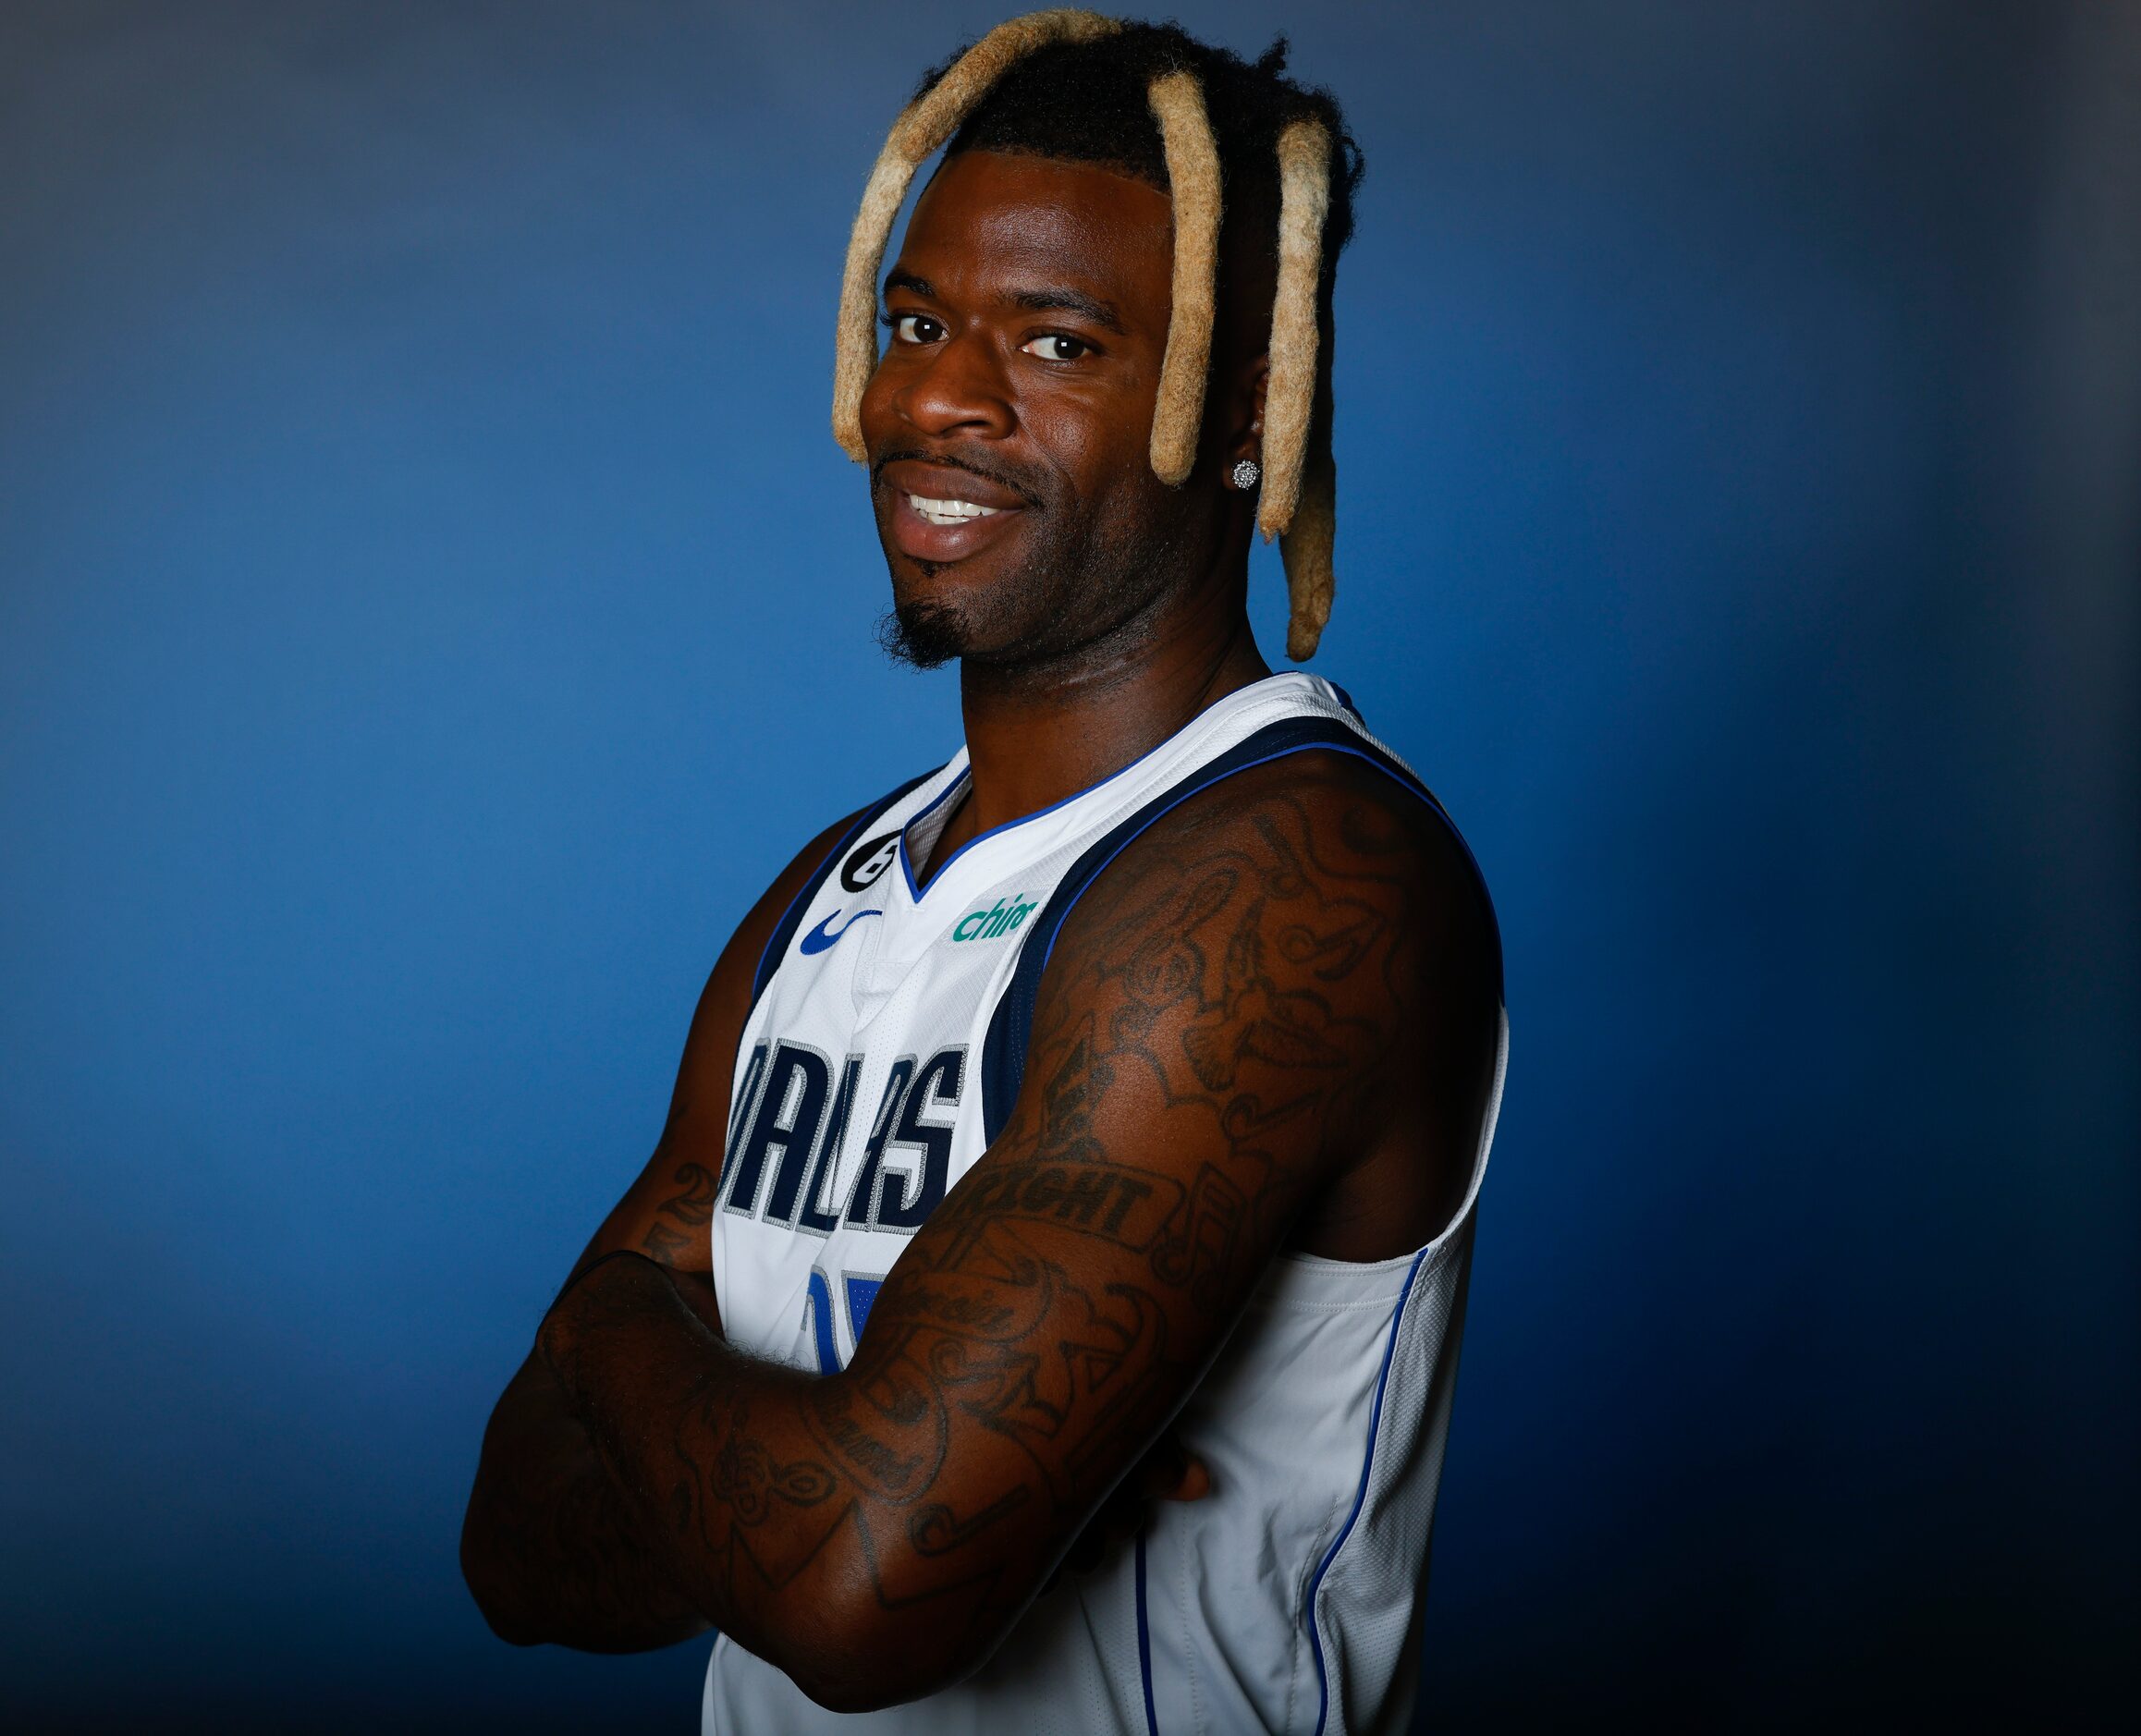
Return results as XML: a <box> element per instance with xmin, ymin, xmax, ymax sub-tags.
<box><xmin>1033</xmin><ymin>740</ymin><xmax>1500</xmax><ymax>1055</ymax></box>
<box><xmin>693</xmin><ymin>799</ymin><xmax>882</xmax><ymax>1014</ymax></box>
<box><xmin>1009</xmin><ymin>737</ymin><xmax>1501</xmax><ymax>1255</ymax></box>
<box><xmin>1104</xmin><ymin>741</ymin><xmax>1498</xmax><ymax>981</ymax></box>
<box><xmin>741</xmin><ymin>797</ymin><xmax>893</xmax><ymax>947</ymax></box>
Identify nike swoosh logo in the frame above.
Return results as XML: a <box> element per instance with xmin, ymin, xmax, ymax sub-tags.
<box><xmin>799</xmin><ymin>907</ymin><xmax>882</xmax><ymax>956</ymax></box>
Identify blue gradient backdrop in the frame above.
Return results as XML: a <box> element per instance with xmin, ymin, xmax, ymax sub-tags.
<box><xmin>3</xmin><ymin>4</ymin><xmax>2135</xmax><ymax>1730</ymax></box>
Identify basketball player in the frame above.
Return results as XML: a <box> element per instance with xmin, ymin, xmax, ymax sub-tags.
<box><xmin>461</xmin><ymin>16</ymin><xmax>1505</xmax><ymax>1732</ymax></box>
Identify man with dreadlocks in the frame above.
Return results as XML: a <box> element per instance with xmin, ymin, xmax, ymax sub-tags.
<box><xmin>463</xmin><ymin>13</ymin><xmax>1504</xmax><ymax>1732</ymax></box>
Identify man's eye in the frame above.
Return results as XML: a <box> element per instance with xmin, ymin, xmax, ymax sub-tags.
<box><xmin>891</xmin><ymin>313</ymin><xmax>944</xmax><ymax>345</ymax></box>
<box><xmin>1019</xmin><ymin>334</ymin><xmax>1091</xmax><ymax>361</ymax></box>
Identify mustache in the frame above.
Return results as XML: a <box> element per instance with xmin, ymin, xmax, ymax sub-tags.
<box><xmin>871</xmin><ymin>446</ymin><xmax>1046</xmax><ymax>509</ymax></box>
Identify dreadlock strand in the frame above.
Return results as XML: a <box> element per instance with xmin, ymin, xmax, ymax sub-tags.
<box><xmin>1282</xmin><ymin>260</ymin><xmax>1338</xmax><ymax>659</ymax></box>
<box><xmin>1256</xmin><ymin>117</ymin><xmax>1331</xmax><ymax>540</ymax></box>
<box><xmin>831</xmin><ymin>9</ymin><xmax>1123</xmax><ymax>460</ymax></box>
<box><xmin>832</xmin><ymin>136</ymin><xmax>923</xmax><ymax>460</ymax></box>
<box><xmin>1144</xmin><ymin>70</ymin><xmax>1222</xmax><ymax>486</ymax></box>
<box><xmin>1282</xmin><ymin>447</ymin><xmax>1336</xmax><ymax>658</ymax></box>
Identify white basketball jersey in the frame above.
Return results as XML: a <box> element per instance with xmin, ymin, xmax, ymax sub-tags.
<box><xmin>704</xmin><ymin>671</ymin><xmax>1506</xmax><ymax>1735</ymax></box>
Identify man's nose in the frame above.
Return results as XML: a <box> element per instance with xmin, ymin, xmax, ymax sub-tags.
<box><xmin>892</xmin><ymin>332</ymin><xmax>1016</xmax><ymax>441</ymax></box>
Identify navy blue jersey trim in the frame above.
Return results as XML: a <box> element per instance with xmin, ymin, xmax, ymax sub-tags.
<box><xmin>897</xmin><ymin>769</ymin><xmax>973</xmax><ymax>899</ymax></box>
<box><xmin>1306</xmin><ymin>1243</ymin><xmax>1431</xmax><ymax>1735</ymax></box>
<box><xmin>751</xmin><ymin>770</ymin><xmax>935</xmax><ymax>1011</ymax></box>
<box><xmin>979</xmin><ymin>716</ymin><xmax>1498</xmax><ymax>1144</ymax></box>
<box><xmin>1135</xmin><ymin>1529</ymin><xmax>1160</xmax><ymax>1736</ymax></box>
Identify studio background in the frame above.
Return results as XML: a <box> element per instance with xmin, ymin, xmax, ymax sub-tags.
<box><xmin>3</xmin><ymin>3</ymin><xmax>2134</xmax><ymax>1730</ymax></box>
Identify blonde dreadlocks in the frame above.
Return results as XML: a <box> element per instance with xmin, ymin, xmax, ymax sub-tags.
<box><xmin>832</xmin><ymin>11</ymin><xmax>1356</xmax><ymax>659</ymax></box>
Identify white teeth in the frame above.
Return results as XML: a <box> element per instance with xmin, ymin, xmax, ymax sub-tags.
<box><xmin>907</xmin><ymin>493</ymin><xmax>1001</xmax><ymax>527</ymax></box>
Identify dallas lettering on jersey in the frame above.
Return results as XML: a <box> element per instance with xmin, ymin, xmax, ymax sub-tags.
<box><xmin>719</xmin><ymin>1040</ymin><xmax>967</xmax><ymax>1237</ymax></box>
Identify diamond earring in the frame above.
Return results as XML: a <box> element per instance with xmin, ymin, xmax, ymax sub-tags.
<box><xmin>1230</xmin><ymin>458</ymin><xmax>1262</xmax><ymax>490</ymax></box>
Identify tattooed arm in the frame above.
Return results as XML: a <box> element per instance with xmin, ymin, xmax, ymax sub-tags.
<box><xmin>535</xmin><ymin>753</ymin><xmax>1501</xmax><ymax>1706</ymax></box>
<box><xmin>459</xmin><ymin>807</ymin><xmax>871</xmax><ymax>1652</ymax></box>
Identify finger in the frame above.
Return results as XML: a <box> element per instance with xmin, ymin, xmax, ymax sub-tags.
<box><xmin>1158</xmin><ymin>1454</ymin><xmax>1212</xmax><ymax>1502</ymax></box>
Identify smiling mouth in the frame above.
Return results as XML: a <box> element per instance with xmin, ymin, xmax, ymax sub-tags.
<box><xmin>905</xmin><ymin>493</ymin><xmax>1003</xmax><ymax>527</ymax></box>
<box><xmin>879</xmin><ymin>457</ymin><xmax>1030</xmax><ymax>563</ymax></box>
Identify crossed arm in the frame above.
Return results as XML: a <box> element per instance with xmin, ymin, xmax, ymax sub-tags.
<box><xmin>461</xmin><ymin>753</ymin><xmax>1497</xmax><ymax>1711</ymax></box>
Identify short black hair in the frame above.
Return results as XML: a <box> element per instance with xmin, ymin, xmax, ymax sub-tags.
<box><xmin>919</xmin><ymin>22</ymin><xmax>1364</xmax><ymax>298</ymax></box>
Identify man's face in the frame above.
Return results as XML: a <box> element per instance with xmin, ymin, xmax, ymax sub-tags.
<box><xmin>859</xmin><ymin>150</ymin><xmax>1206</xmax><ymax>671</ymax></box>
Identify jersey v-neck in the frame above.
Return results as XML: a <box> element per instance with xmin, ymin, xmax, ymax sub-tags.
<box><xmin>894</xmin><ymin>672</ymin><xmax>1303</xmax><ymax>903</ymax></box>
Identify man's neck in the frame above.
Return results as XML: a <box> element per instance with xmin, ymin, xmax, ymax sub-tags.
<box><xmin>927</xmin><ymin>589</ymin><xmax>1271</xmax><ymax>877</ymax></box>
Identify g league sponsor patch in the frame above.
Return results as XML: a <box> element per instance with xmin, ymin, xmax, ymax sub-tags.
<box><xmin>840</xmin><ymin>830</ymin><xmax>900</xmax><ymax>892</ymax></box>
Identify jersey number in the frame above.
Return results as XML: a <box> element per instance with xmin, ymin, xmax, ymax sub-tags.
<box><xmin>720</xmin><ymin>1038</ymin><xmax>970</xmax><ymax>1371</ymax></box>
<box><xmin>801</xmin><ymin>1267</ymin><xmax>884</xmax><ymax>1375</ymax></box>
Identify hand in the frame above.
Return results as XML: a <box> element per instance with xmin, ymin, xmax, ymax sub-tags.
<box><xmin>1047</xmin><ymin>1430</ymin><xmax>1211</xmax><ymax>1590</ymax></box>
<box><xmin>537</xmin><ymin>1250</ymin><xmax>673</xmax><ymax>1403</ymax></box>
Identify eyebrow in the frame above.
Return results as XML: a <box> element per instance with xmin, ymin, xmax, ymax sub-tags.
<box><xmin>882</xmin><ymin>271</ymin><xmax>1128</xmax><ymax>336</ymax></box>
<box><xmin>1009</xmin><ymin>287</ymin><xmax>1127</xmax><ymax>334</ymax></box>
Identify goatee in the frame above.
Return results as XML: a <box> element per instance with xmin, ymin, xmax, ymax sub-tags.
<box><xmin>876</xmin><ymin>598</ymin><xmax>968</xmax><ymax>669</ymax></box>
